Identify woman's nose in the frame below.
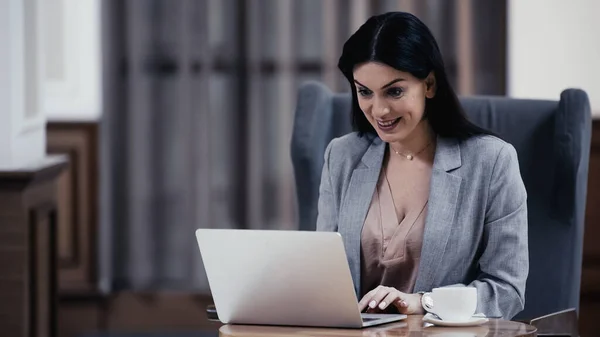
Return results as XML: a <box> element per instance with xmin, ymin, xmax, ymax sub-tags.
<box><xmin>372</xmin><ymin>107</ymin><xmax>391</xmax><ymax>119</ymax></box>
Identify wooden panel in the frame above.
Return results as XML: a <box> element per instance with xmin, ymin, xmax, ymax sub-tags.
<box><xmin>580</xmin><ymin>119</ymin><xmax>600</xmax><ymax>336</ymax></box>
<box><xmin>0</xmin><ymin>192</ymin><xmax>28</xmax><ymax>335</ymax></box>
<box><xmin>0</xmin><ymin>157</ymin><xmax>66</xmax><ymax>337</ymax></box>
<box><xmin>580</xmin><ymin>298</ymin><xmax>600</xmax><ymax>337</ymax></box>
<box><xmin>47</xmin><ymin>122</ymin><xmax>99</xmax><ymax>294</ymax></box>
<box><xmin>30</xmin><ymin>205</ymin><xmax>59</xmax><ymax>337</ymax></box>
<box><xmin>582</xmin><ymin>119</ymin><xmax>600</xmax><ymax>295</ymax></box>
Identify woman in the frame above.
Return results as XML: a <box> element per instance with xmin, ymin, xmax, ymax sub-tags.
<box><xmin>316</xmin><ymin>12</ymin><xmax>528</xmax><ymax>320</ymax></box>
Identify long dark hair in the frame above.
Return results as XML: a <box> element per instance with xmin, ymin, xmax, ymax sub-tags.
<box><xmin>338</xmin><ymin>12</ymin><xmax>491</xmax><ymax>140</ymax></box>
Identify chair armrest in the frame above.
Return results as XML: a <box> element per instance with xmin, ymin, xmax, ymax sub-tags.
<box><xmin>528</xmin><ymin>308</ymin><xmax>578</xmax><ymax>337</ymax></box>
<box><xmin>206</xmin><ymin>304</ymin><xmax>219</xmax><ymax>322</ymax></box>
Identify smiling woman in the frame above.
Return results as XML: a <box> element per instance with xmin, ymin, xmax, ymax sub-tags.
<box><xmin>352</xmin><ymin>63</ymin><xmax>434</xmax><ymax>152</ymax></box>
<box><xmin>338</xmin><ymin>12</ymin><xmax>491</xmax><ymax>147</ymax></box>
<box><xmin>316</xmin><ymin>12</ymin><xmax>529</xmax><ymax>320</ymax></box>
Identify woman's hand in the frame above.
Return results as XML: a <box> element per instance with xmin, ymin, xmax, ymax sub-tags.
<box><xmin>358</xmin><ymin>286</ymin><xmax>425</xmax><ymax>315</ymax></box>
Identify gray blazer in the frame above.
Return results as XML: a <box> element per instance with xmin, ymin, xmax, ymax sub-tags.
<box><xmin>316</xmin><ymin>132</ymin><xmax>529</xmax><ymax>319</ymax></box>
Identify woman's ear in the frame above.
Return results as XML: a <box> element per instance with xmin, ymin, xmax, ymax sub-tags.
<box><xmin>425</xmin><ymin>72</ymin><xmax>436</xmax><ymax>99</ymax></box>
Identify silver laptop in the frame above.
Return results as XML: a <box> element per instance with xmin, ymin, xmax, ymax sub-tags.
<box><xmin>195</xmin><ymin>229</ymin><xmax>406</xmax><ymax>328</ymax></box>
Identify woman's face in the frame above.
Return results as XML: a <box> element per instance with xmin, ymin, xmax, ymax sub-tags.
<box><xmin>353</xmin><ymin>62</ymin><xmax>435</xmax><ymax>144</ymax></box>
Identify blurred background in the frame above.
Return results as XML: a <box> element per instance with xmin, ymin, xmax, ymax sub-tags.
<box><xmin>100</xmin><ymin>0</ymin><xmax>510</xmax><ymax>295</ymax></box>
<box><xmin>0</xmin><ymin>0</ymin><xmax>599</xmax><ymax>336</ymax></box>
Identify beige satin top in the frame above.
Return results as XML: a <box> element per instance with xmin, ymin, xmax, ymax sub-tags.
<box><xmin>360</xmin><ymin>167</ymin><xmax>429</xmax><ymax>297</ymax></box>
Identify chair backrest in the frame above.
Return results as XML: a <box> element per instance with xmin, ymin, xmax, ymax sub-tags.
<box><xmin>290</xmin><ymin>81</ymin><xmax>592</xmax><ymax>320</ymax></box>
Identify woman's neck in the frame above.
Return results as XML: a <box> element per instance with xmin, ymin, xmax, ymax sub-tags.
<box><xmin>389</xmin><ymin>121</ymin><xmax>436</xmax><ymax>156</ymax></box>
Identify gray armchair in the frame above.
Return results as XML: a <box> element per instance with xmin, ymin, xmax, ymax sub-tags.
<box><xmin>290</xmin><ymin>81</ymin><xmax>591</xmax><ymax>328</ymax></box>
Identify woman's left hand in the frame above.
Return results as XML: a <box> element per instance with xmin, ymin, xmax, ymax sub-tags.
<box><xmin>358</xmin><ymin>286</ymin><xmax>425</xmax><ymax>315</ymax></box>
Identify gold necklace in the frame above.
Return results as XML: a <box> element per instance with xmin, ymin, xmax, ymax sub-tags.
<box><xmin>390</xmin><ymin>141</ymin><xmax>432</xmax><ymax>160</ymax></box>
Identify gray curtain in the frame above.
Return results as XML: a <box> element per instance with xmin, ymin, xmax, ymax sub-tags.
<box><xmin>99</xmin><ymin>0</ymin><xmax>507</xmax><ymax>293</ymax></box>
<box><xmin>100</xmin><ymin>0</ymin><xmax>217</xmax><ymax>292</ymax></box>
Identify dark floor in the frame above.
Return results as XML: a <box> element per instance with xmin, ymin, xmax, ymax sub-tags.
<box><xmin>81</xmin><ymin>332</ymin><xmax>218</xmax><ymax>337</ymax></box>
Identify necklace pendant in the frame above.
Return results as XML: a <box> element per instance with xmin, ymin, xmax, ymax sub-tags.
<box><xmin>407</xmin><ymin>155</ymin><xmax>413</xmax><ymax>160</ymax></box>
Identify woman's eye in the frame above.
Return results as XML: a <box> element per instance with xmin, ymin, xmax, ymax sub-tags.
<box><xmin>387</xmin><ymin>88</ymin><xmax>403</xmax><ymax>98</ymax></box>
<box><xmin>357</xmin><ymin>88</ymin><xmax>372</xmax><ymax>97</ymax></box>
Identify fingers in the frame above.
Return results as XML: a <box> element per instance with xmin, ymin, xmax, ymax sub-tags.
<box><xmin>393</xmin><ymin>293</ymin><xmax>420</xmax><ymax>315</ymax></box>
<box><xmin>358</xmin><ymin>286</ymin><xmax>400</xmax><ymax>312</ymax></box>
<box><xmin>394</xmin><ymin>297</ymin><xmax>409</xmax><ymax>313</ymax></box>
<box><xmin>378</xmin><ymin>291</ymin><xmax>402</xmax><ymax>310</ymax></box>
<box><xmin>358</xmin><ymin>288</ymin><xmax>378</xmax><ymax>312</ymax></box>
<box><xmin>367</xmin><ymin>286</ymin><xmax>390</xmax><ymax>311</ymax></box>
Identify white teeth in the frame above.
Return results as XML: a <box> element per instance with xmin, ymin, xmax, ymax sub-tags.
<box><xmin>378</xmin><ymin>118</ymin><xmax>400</xmax><ymax>127</ymax></box>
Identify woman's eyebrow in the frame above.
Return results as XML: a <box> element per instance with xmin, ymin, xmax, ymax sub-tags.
<box><xmin>380</xmin><ymin>78</ymin><xmax>405</xmax><ymax>89</ymax></box>
<box><xmin>353</xmin><ymin>78</ymin><xmax>406</xmax><ymax>89</ymax></box>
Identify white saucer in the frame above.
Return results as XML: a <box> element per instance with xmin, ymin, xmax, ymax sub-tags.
<box><xmin>423</xmin><ymin>313</ymin><xmax>489</xmax><ymax>327</ymax></box>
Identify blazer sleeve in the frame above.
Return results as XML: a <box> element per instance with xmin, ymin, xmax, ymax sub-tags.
<box><xmin>316</xmin><ymin>139</ymin><xmax>338</xmax><ymax>232</ymax></box>
<box><xmin>469</xmin><ymin>143</ymin><xmax>529</xmax><ymax>319</ymax></box>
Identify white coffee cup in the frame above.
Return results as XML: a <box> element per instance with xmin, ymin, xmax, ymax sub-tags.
<box><xmin>422</xmin><ymin>286</ymin><xmax>477</xmax><ymax>322</ymax></box>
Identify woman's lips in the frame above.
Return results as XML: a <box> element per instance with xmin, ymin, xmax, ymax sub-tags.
<box><xmin>376</xmin><ymin>117</ymin><xmax>402</xmax><ymax>131</ymax></box>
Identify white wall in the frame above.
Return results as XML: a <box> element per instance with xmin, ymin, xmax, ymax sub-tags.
<box><xmin>0</xmin><ymin>0</ymin><xmax>101</xmax><ymax>166</ymax></box>
<box><xmin>0</xmin><ymin>0</ymin><xmax>46</xmax><ymax>168</ymax></box>
<box><xmin>508</xmin><ymin>0</ymin><xmax>600</xmax><ymax>117</ymax></box>
<box><xmin>42</xmin><ymin>0</ymin><xmax>102</xmax><ymax>121</ymax></box>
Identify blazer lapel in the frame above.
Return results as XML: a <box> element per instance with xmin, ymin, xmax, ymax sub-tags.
<box><xmin>414</xmin><ymin>136</ymin><xmax>463</xmax><ymax>292</ymax></box>
<box><xmin>338</xmin><ymin>137</ymin><xmax>385</xmax><ymax>296</ymax></box>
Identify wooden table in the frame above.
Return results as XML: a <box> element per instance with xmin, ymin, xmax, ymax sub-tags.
<box><xmin>219</xmin><ymin>315</ymin><xmax>537</xmax><ymax>336</ymax></box>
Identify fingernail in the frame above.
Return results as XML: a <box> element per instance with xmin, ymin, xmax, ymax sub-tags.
<box><xmin>369</xmin><ymin>300</ymin><xmax>377</xmax><ymax>308</ymax></box>
<box><xmin>400</xmin><ymin>300</ymin><xmax>408</xmax><ymax>307</ymax></box>
<box><xmin>378</xmin><ymin>301</ymin><xmax>386</xmax><ymax>309</ymax></box>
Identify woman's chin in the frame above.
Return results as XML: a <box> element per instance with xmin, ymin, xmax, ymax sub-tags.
<box><xmin>376</xmin><ymin>131</ymin><xmax>407</xmax><ymax>144</ymax></box>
